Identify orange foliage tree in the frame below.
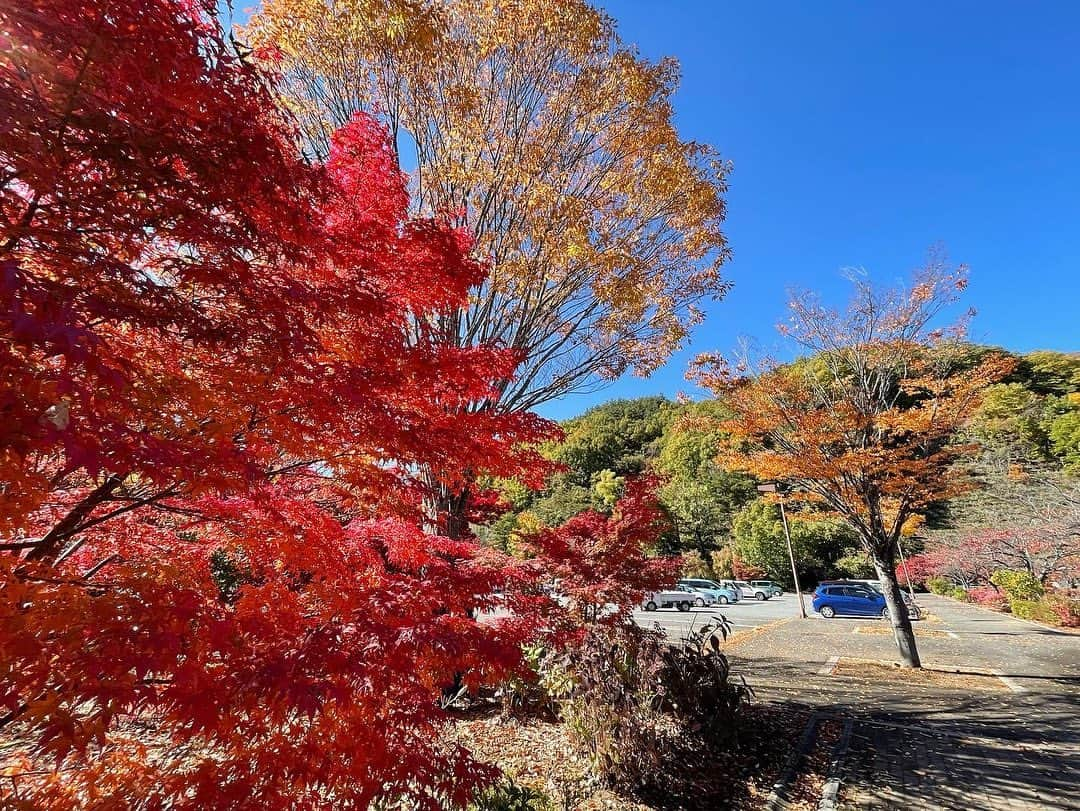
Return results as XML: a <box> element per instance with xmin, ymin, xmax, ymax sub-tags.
<box><xmin>245</xmin><ymin>0</ymin><xmax>731</xmax><ymax>535</ymax></box>
<box><xmin>694</xmin><ymin>257</ymin><xmax>1013</xmax><ymax>667</ymax></box>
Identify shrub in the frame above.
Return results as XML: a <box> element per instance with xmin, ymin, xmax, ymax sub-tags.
<box><xmin>557</xmin><ymin>623</ymin><xmax>667</xmax><ymax>791</ymax></box>
<box><xmin>500</xmin><ymin>642</ymin><xmax>569</xmax><ymax>720</ymax></box>
<box><xmin>990</xmin><ymin>570</ymin><xmax>1044</xmax><ymax>602</ymax></box>
<box><xmin>1009</xmin><ymin>599</ymin><xmax>1059</xmax><ymax>624</ymax></box>
<box><xmin>555</xmin><ymin>620</ymin><xmax>748</xmax><ymax>793</ymax></box>
<box><xmin>1045</xmin><ymin>593</ymin><xmax>1080</xmax><ymax>628</ymax></box>
<box><xmin>834</xmin><ymin>548</ymin><xmax>876</xmax><ymax>579</ymax></box>
<box><xmin>926</xmin><ymin>576</ymin><xmax>953</xmax><ymax>595</ymax></box>
<box><xmin>967</xmin><ymin>586</ymin><xmax>1009</xmax><ymax>611</ymax></box>
<box><xmin>949</xmin><ymin>586</ymin><xmax>970</xmax><ymax>601</ymax></box>
<box><xmin>470</xmin><ymin>779</ymin><xmax>551</xmax><ymax>811</ymax></box>
<box><xmin>681</xmin><ymin>549</ymin><xmax>712</xmax><ymax>579</ymax></box>
<box><xmin>657</xmin><ymin>619</ymin><xmax>751</xmax><ymax>744</ymax></box>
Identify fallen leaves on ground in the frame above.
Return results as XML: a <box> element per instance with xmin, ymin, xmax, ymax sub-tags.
<box><xmin>783</xmin><ymin>717</ymin><xmax>843</xmax><ymax>811</ymax></box>
<box><xmin>854</xmin><ymin>626</ymin><xmax>949</xmax><ymax>639</ymax></box>
<box><xmin>446</xmin><ymin>703</ymin><xmax>813</xmax><ymax>810</ymax></box>
<box><xmin>832</xmin><ymin>658</ymin><xmax>1009</xmax><ymax>691</ymax></box>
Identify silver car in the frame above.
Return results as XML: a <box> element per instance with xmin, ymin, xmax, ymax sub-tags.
<box><xmin>677</xmin><ymin>578</ymin><xmax>740</xmax><ymax>605</ymax></box>
<box><xmin>720</xmin><ymin>579</ymin><xmax>772</xmax><ymax>601</ymax></box>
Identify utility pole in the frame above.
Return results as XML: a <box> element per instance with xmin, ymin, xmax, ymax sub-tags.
<box><xmin>757</xmin><ymin>482</ymin><xmax>806</xmax><ymax>619</ymax></box>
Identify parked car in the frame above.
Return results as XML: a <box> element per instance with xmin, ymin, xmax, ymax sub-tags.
<box><xmin>677</xmin><ymin>578</ymin><xmax>740</xmax><ymax>605</ymax></box>
<box><xmin>823</xmin><ymin>578</ymin><xmax>885</xmax><ymax>593</ymax></box>
<box><xmin>641</xmin><ymin>589</ymin><xmax>697</xmax><ymax>612</ymax></box>
<box><xmin>680</xmin><ymin>586</ymin><xmax>717</xmax><ymax>608</ymax></box>
<box><xmin>812</xmin><ymin>584</ymin><xmax>921</xmax><ymax>620</ymax></box>
<box><xmin>818</xmin><ymin>580</ymin><xmax>921</xmax><ymax>614</ymax></box>
<box><xmin>720</xmin><ymin>579</ymin><xmax>772</xmax><ymax>601</ymax></box>
<box><xmin>750</xmin><ymin>580</ymin><xmax>784</xmax><ymax>598</ymax></box>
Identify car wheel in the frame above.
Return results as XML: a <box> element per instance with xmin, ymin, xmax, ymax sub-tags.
<box><xmin>694</xmin><ymin>597</ymin><xmax>706</xmax><ymax>607</ymax></box>
<box><xmin>881</xmin><ymin>607</ymin><xmax>890</xmax><ymax>619</ymax></box>
<box><xmin>755</xmin><ymin>592</ymin><xmax>766</xmax><ymax>601</ymax></box>
<box><xmin>645</xmin><ymin>601</ymin><xmax>657</xmax><ymax>612</ymax></box>
<box><xmin>718</xmin><ymin>596</ymin><xmax>728</xmax><ymax>605</ymax></box>
<box><xmin>677</xmin><ymin>601</ymin><xmax>690</xmax><ymax>612</ymax></box>
<box><xmin>820</xmin><ymin>605</ymin><xmax>835</xmax><ymax>619</ymax></box>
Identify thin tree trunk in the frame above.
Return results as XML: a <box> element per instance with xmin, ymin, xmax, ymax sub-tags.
<box><xmin>873</xmin><ymin>552</ymin><xmax>922</xmax><ymax>669</ymax></box>
<box><xmin>25</xmin><ymin>474</ymin><xmax>123</xmax><ymax>563</ymax></box>
<box><xmin>420</xmin><ymin>466</ymin><xmax>470</xmax><ymax>540</ymax></box>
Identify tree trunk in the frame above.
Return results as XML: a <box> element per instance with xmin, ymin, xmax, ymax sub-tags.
<box><xmin>873</xmin><ymin>552</ymin><xmax>922</xmax><ymax>669</ymax></box>
<box><xmin>420</xmin><ymin>466</ymin><xmax>470</xmax><ymax>540</ymax></box>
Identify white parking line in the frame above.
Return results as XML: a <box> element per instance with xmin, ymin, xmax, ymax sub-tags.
<box><xmin>993</xmin><ymin>670</ymin><xmax>1029</xmax><ymax>693</ymax></box>
<box><xmin>818</xmin><ymin>655</ymin><xmax>840</xmax><ymax>676</ymax></box>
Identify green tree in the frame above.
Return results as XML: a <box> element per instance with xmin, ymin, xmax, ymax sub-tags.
<box><xmin>730</xmin><ymin>500</ymin><xmax>857</xmax><ymax>588</ymax></box>
<box><xmin>592</xmin><ymin>469</ymin><xmax>625</xmax><ymax>511</ymax></box>
<box><xmin>969</xmin><ymin>383</ymin><xmax>1050</xmax><ymax>463</ymax></box>
<box><xmin>653</xmin><ymin>400</ymin><xmax>757</xmax><ymax>556</ymax></box>
<box><xmin>551</xmin><ymin>397</ymin><xmax>675</xmax><ymax>485</ymax></box>
<box><xmin>1045</xmin><ymin>395</ymin><xmax>1080</xmax><ymax>474</ymax></box>
<box><xmin>530</xmin><ymin>478</ymin><xmax>595</xmax><ymax>527</ymax></box>
<box><xmin>1015</xmin><ymin>351</ymin><xmax>1080</xmax><ymax>396</ymax></box>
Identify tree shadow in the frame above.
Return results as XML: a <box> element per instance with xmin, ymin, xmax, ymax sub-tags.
<box><xmin>733</xmin><ymin>655</ymin><xmax>1080</xmax><ymax>747</ymax></box>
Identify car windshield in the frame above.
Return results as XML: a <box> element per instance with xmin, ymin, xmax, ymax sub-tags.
<box><xmin>733</xmin><ymin>581</ymin><xmax>749</xmax><ymax>587</ymax></box>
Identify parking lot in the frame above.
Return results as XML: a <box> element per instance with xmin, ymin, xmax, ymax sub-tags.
<box><xmin>632</xmin><ymin>592</ymin><xmax>813</xmax><ymax>640</ymax></box>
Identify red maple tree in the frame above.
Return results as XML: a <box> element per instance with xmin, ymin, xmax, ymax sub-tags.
<box><xmin>0</xmin><ymin>1</ymin><xmax>635</xmax><ymax>807</ymax></box>
<box><xmin>522</xmin><ymin>478</ymin><xmax>679</xmax><ymax>624</ymax></box>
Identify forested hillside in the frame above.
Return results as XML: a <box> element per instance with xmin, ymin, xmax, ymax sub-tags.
<box><xmin>479</xmin><ymin>347</ymin><xmax>1080</xmax><ymax>599</ymax></box>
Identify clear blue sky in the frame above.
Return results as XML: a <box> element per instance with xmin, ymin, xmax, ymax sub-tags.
<box><xmin>540</xmin><ymin>1</ymin><xmax>1080</xmax><ymax>419</ymax></box>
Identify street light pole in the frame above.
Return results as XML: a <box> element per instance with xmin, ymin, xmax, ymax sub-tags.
<box><xmin>757</xmin><ymin>482</ymin><xmax>806</xmax><ymax>619</ymax></box>
<box><xmin>896</xmin><ymin>535</ymin><xmax>918</xmax><ymax>604</ymax></box>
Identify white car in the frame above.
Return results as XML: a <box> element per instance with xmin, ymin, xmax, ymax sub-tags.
<box><xmin>641</xmin><ymin>589</ymin><xmax>697</xmax><ymax>612</ymax></box>
<box><xmin>683</xmin><ymin>588</ymin><xmax>717</xmax><ymax>608</ymax></box>
<box><xmin>678</xmin><ymin>578</ymin><xmax>740</xmax><ymax>605</ymax></box>
<box><xmin>720</xmin><ymin>580</ymin><xmax>772</xmax><ymax>601</ymax></box>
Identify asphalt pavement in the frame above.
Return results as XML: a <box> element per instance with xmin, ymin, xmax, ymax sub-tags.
<box><xmin>632</xmin><ymin>592</ymin><xmax>812</xmax><ymax>640</ymax></box>
<box><xmin>712</xmin><ymin>594</ymin><xmax>1080</xmax><ymax>810</ymax></box>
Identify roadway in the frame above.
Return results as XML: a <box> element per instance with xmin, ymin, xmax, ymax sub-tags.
<box><xmin>632</xmin><ymin>592</ymin><xmax>812</xmax><ymax>640</ymax></box>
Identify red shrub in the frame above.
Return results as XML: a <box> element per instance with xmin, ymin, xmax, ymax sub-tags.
<box><xmin>1045</xmin><ymin>593</ymin><xmax>1080</xmax><ymax>628</ymax></box>
<box><xmin>967</xmin><ymin>586</ymin><xmax>1009</xmax><ymax>611</ymax></box>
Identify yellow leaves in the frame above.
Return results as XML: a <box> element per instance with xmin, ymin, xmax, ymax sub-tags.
<box><xmin>900</xmin><ymin>514</ymin><xmax>925</xmax><ymax>537</ymax></box>
<box><xmin>508</xmin><ymin>509</ymin><xmax>543</xmax><ymax>558</ymax></box>
<box><xmin>386</xmin><ymin>11</ymin><xmax>408</xmax><ymax>41</ymax></box>
<box><xmin>248</xmin><ymin>0</ymin><xmax>729</xmax><ymax>387</ymax></box>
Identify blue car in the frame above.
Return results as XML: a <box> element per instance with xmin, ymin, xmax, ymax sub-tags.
<box><xmin>812</xmin><ymin>584</ymin><xmax>890</xmax><ymax>619</ymax></box>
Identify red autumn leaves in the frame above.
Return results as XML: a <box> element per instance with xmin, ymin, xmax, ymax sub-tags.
<box><xmin>1</xmin><ymin>1</ymin><xmax>669</xmax><ymax>807</ymax></box>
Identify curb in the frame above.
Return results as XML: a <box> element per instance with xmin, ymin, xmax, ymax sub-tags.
<box><xmin>992</xmin><ymin>669</ymin><xmax>1029</xmax><ymax>694</ymax></box>
<box><xmin>817</xmin><ymin>717</ymin><xmax>854</xmax><ymax>811</ymax></box>
<box><xmin>765</xmin><ymin>711</ymin><xmax>821</xmax><ymax>811</ymax></box>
